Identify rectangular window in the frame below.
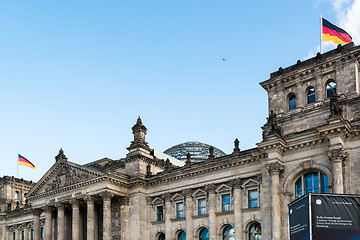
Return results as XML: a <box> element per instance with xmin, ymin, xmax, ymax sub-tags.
<box><xmin>41</xmin><ymin>227</ymin><xmax>44</xmax><ymax>239</ymax></box>
<box><xmin>176</xmin><ymin>202</ymin><xmax>184</xmax><ymax>218</ymax></box>
<box><xmin>31</xmin><ymin>229</ymin><xmax>34</xmax><ymax>240</ymax></box>
<box><xmin>157</xmin><ymin>206</ymin><xmax>164</xmax><ymax>221</ymax></box>
<box><xmin>222</xmin><ymin>194</ymin><xmax>230</xmax><ymax>212</ymax></box>
<box><xmin>248</xmin><ymin>189</ymin><xmax>258</xmax><ymax>208</ymax></box>
<box><xmin>13</xmin><ymin>232</ymin><xmax>15</xmax><ymax>240</ymax></box>
<box><xmin>21</xmin><ymin>230</ymin><xmax>24</xmax><ymax>240</ymax></box>
<box><xmin>198</xmin><ymin>198</ymin><xmax>206</xmax><ymax>215</ymax></box>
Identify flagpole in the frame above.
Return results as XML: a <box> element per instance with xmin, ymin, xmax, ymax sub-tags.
<box><xmin>17</xmin><ymin>152</ymin><xmax>19</xmax><ymax>177</ymax></box>
<box><xmin>320</xmin><ymin>14</ymin><xmax>323</xmax><ymax>54</ymax></box>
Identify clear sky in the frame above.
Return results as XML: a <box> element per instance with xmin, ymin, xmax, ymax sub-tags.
<box><xmin>1</xmin><ymin>0</ymin><xmax>359</xmax><ymax>182</ymax></box>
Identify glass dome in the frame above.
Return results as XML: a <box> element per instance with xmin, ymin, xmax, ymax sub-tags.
<box><xmin>164</xmin><ymin>141</ymin><xmax>226</xmax><ymax>163</ymax></box>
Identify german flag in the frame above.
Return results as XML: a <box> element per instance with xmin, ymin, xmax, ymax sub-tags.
<box><xmin>18</xmin><ymin>154</ymin><xmax>36</xmax><ymax>169</ymax></box>
<box><xmin>322</xmin><ymin>18</ymin><xmax>352</xmax><ymax>44</ymax></box>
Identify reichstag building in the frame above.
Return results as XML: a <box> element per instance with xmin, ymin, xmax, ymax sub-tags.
<box><xmin>1</xmin><ymin>43</ymin><xmax>360</xmax><ymax>240</ymax></box>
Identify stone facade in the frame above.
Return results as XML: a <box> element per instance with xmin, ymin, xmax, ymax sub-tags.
<box><xmin>1</xmin><ymin>43</ymin><xmax>360</xmax><ymax>240</ymax></box>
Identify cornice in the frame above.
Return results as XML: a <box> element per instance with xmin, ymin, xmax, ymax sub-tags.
<box><xmin>147</xmin><ymin>153</ymin><xmax>265</xmax><ymax>186</ymax></box>
<box><xmin>28</xmin><ymin>176</ymin><xmax>129</xmax><ymax>201</ymax></box>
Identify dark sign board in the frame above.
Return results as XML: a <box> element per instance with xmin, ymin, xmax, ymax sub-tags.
<box><xmin>288</xmin><ymin>193</ymin><xmax>360</xmax><ymax>240</ymax></box>
<box><xmin>289</xmin><ymin>195</ymin><xmax>311</xmax><ymax>240</ymax></box>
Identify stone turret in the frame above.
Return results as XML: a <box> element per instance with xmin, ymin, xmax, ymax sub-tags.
<box><xmin>126</xmin><ymin>117</ymin><xmax>152</xmax><ymax>158</ymax></box>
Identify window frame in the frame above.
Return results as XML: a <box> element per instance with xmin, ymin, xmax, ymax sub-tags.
<box><xmin>198</xmin><ymin>198</ymin><xmax>206</xmax><ymax>215</ymax></box>
<box><xmin>326</xmin><ymin>81</ymin><xmax>337</xmax><ymax>98</ymax></box>
<box><xmin>306</xmin><ymin>87</ymin><xmax>316</xmax><ymax>104</ymax></box>
<box><xmin>156</xmin><ymin>205</ymin><xmax>164</xmax><ymax>222</ymax></box>
<box><xmin>176</xmin><ymin>202</ymin><xmax>184</xmax><ymax>218</ymax></box>
<box><xmin>221</xmin><ymin>194</ymin><xmax>231</xmax><ymax>212</ymax></box>
<box><xmin>288</xmin><ymin>93</ymin><xmax>297</xmax><ymax>110</ymax></box>
<box><xmin>248</xmin><ymin>189</ymin><xmax>259</xmax><ymax>208</ymax></box>
<box><xmin>248</xmin><ymin>222</ymin><xmax>262</xmax><ymax>240</ymax></box>
<box><xmin>295</xmin><ymin>172</ymin><xmax>330</xmax><ymax>198</ymax></box>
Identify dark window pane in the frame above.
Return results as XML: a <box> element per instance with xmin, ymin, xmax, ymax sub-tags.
<box><xmin>200</xmin><ymin>228</ymin><xmax>209</xmax><ymax>240</ymax></box>
<box><xmin>178</xmin><ymin>231</ymin><xmax>186</xmax><ymax>240</ymax></box>
<box><xmin>326</xmin><ymin>82</ymin><xmax>337</xmax><ymax>98</ymax></box>
<box><xmin>288</xmin><ymin>95</ymin><xmax>296</xmax><ymax>110</ymax></box>
<box><xmin>307</xmin><ymin>88</ymin><xmax>316</xmax><ymax>104</ymax></box>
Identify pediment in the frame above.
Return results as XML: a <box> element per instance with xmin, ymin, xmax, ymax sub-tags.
<box><xmin>241</xmin><ymin>179</ymin><xmax>260</xmax><ymax>188</ymax></box>
<box><xmin>216</xmin><ymin>184</ymin><xmax>231</xmax><ymax>193</ymax></box>
<box><xmin>192</xmin><ymin>189</ymin><xmax>207</xmax><ymax>198</ymax></box>
<box><xmin>171</xmin><ymin>193</ymin><xmax>184</xmax><ymax>202</ymax></box>
<box><xmin>27</xmin><ymin>160</ymin><xmax>104</xmax><ymax>198</ymax></box>
<box><xmin>151</xmin><ymin>197</ymin><xmax>164</xmax><ymax>206</ymax></box>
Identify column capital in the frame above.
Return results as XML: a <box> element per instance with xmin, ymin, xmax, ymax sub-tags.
<box><xmin>231</xmin><ymin>178</ymin><xmax>243</xmax><ymax>189</ymax></box>
<box><xmin>55</xmin><ymin>202</ymin><xmax>65</xmax><ymax>210</ymax></box>
<box><xmin>327</xmin><ymin>148</ymin><xmax>347</xmax><ymax>163</ymax></box>
<box><xmin>205</xmin><ymin>183</ymin><xmax>217</xmax><ymax>193</ymax></box>
<box><xmin>100</xmin><ymin>191</ymin><xmax>114</xmax><ymax>201</ymax></box>
<box><xmin>146</xmin><ymin>196</ymin><xmax>152</xmax><ymax>206</ymax></box>
<box><xmin>43</xmin><ymin>206</ymin><xmax>54</xmax><ymax>213</ymax></box>
<box><xmin>162</xmin><ymin>193</ymin><xmax>172</xmax><ymax>201</ymax></box>
<box><xmin>120</xmin><ymin>196</ymin><xmax>130</xmax><ymax>206</ymax></box>
<box><xmin>70</xmin><ymin>199</ymin><xmax>80</xmax><ymax>207</ymax></box>
<box><xmin>31</xmin><ymin>208</ymin><xmax>42</xmax><ymax>216</ymax></box>
<box><xmin>182</xmin><ymin>188</ymin><xmax>192</xmax><ymax>197</ymax></box>
<box><xmin>84</xmin><ymin>195</ymin><xmax>95</xmax><ymax>204</ymax></box>
<box><xmin>265</xmin><ymin>161</ymin><xmax>284</xmax><ymax>175</ymax></box>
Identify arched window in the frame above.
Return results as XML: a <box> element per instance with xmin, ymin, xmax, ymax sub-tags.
<box><xmin>249</xmin><ymin>223</ymin><xmax>262</xmax><ymax>240</ymax></box>
<box><xmin>223</xmin><ymin>226</ymin><xmax>235</xmax><ymax>240</ymax></box>
<box><xmin>178</xmin><ymin>230</ymin><xmax>186</xmax><ymax>240</ymax></box>
<box><xmin>14</xmin><ymin>191</ymin><xmax>19</xmax><ymax>200</ymax></box>
<box><xmin>158</xmin><ymin>233</ymin><xmax>165</xmax><ymax>240</ymax></box>
<box><xmin>306</xmin><ymin>87</ymin><xmax>316</xmax><ymax>104</ymax></box>
<box><xmin>295</xmin><ymin>172</ymin><xmax>329</xmax><ymax>198</ymax></box>
<box><xmin>199</xmin><ymin>228</ymin><xmax>209</xmax><ymax>240</ymax></box>
<box><xmin>326</xmin><ymin>81</ymin><xmax>337</xmax><ymax>98</ymax></box>
<box><xmin>288</xmin><ymin>94</ymin><xmax>296</xmax><ymax>110</ymax></box>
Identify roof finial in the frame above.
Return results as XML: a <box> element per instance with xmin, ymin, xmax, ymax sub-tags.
<box><xmin>233</xmin><ymin>138</ymin><xmax>240</xmax><ymax>154</ymax></box>
<box><xmin>55</xmin><ymin>148</ymin><xmax>68</xmax><ymax>162</ymax></box>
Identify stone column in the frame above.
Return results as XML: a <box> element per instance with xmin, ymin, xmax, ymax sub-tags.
<box><xmin>71</xmin><ymin>200</ymin><xmax>80</xmax><ymax>240</ymax></box>
<box><xmin>15</xmin><ymin>229</ymin><xmax>20</xmax><ymax>240</ymax></box>
<box><xmin>32</xmin><ymin>209</ymin><xmax>42</xmax><ymax>240</ymax></box>
<box><xmin>55</xmin><ymin>203</ymin><xmax>65</xmax><ymax>240</ymax></box>
<box><xmin>44</xmin><ymin>206</ymin><xmax>53</xmax><ymax>240</ymax></box>
<box><xmin>164</xmin><ymin>193</ymin><xmax>172</xmax><ymax>240</ymax></box>
<box><xmin>184</xmin><ymin>190</ymin><xmax>194</xmax><ymax>240</ymax></box>
<box><xmin>207</xmin><ymin>184</ymin><xmax>217</xmax><ymax>240</ymax></box>
<box><xmin>85</xmin><ymin>195</ymin><xmax>95</xmax><ymax>240</ymax></box>
<box><xmin>327</xmin><ymin>149</ymin><xmax>346</xmax><ymax>194</ymax></box>
<box><xmin>24</xmin><ymin>227</ymin><xmax>29</xmax><ymax>240</ymax></box>
<box><xmin>233</xmin><ymin>180</ymin><xmax>243</xmax><ymax>240</ymax></box>
<box><xmin>266</xmin><ymin>162</ymin><xmax>284</xmax><ymax>240</ymax></box>
<box><xmin>120</xmin><ymin>197</ymin><xmax>130</xmax><ymax>240</ymax></box>
<box><xmin>100</xmin><ymin>192</ymin><xmax>114</xmax><ymax>240</ymax></box>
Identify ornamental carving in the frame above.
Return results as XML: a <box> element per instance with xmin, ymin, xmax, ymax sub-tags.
<box><xmin>327</xmin><ymin>148</ymin><xmax>347</xmax><ymax>163</ymax></box>
<box><xmin>265</xmin><ymin>162</ymin><xmax>284</xmax><ymax>175</ymax></box>
<box><xmin>43</xmin><ymin>166</ymin><xmax>92</xmax><ymax>192</ymax></box>
<box><xmin>262</xmin><ymin>110</ymin><xmax>283</xmax><ymax>141</ymax></box>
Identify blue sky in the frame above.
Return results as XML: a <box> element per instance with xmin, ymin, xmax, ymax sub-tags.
<box><xmin>1</xmin><ymin>0</ymin><xmax>359</xmax><ymax>181</ymax></box>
